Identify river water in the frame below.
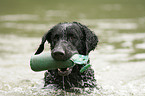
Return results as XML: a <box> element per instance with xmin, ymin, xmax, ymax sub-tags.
<box><xmin>0</xmin><ymin>0</ymin><xmax>145</xmax><ymax>96</ymax></box>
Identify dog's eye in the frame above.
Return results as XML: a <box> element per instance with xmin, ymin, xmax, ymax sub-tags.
<box><xmin>68</xmin><ymin>35</ymin><xmax>76</xmax><ymax>41</ymax></box>
<box><xmin>54</xmin><ymin>35</ymin><xmax>59</xmax><ymax>41</ymax></box>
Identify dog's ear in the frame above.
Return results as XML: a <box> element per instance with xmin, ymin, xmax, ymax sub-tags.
<box><xmin>73</xmin><ymin>22</ymin><xmax>98</xmax><ymax>54</ymax></box>
<box><xmin>35</xmin><ymin>30</ymin><xmax>51</xmax><ymax>55</ymax></box>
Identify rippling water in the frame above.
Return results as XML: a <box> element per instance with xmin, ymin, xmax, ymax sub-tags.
<box><xmin>0</xmin><ymin>0</ymin><xmax>145</xmax><ymax>96</ymax></box>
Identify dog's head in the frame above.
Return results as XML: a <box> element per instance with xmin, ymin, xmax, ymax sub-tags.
<box><xmin>35</xmin><ymin>22</ymin><xmax>98</xmax><ymax>76</ymax></box>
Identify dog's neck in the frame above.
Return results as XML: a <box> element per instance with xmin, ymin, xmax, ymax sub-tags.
<box><xmin>44</xmin><ymin>65</ymin><xmax>96</xmax><ymax>90</ymax></box>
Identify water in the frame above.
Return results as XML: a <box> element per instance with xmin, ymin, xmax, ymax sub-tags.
<box><xmin>0</xmin><ymin>0</ymin><xmax>145</xmax><ymax>95</ymax></box>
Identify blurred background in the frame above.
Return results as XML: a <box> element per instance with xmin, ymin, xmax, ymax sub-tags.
<box><xmin>0</xmin><ymin>0</ymin><xmax>145</xmax><ymax>95</ymax></box>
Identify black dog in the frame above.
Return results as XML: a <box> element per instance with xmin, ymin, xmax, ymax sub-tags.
<box><xmin>35</xmin><ymin>22</ymin><xmax>98</xmax><ymax>91</ymax></box>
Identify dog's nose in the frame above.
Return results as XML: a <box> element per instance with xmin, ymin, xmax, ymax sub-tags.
<box><xmin>53</xmin><ymin>50</ymin><xmax>65</xmax><ymax>57</ymax></box>
<box><xmin>51</xmin><ymin>48</ymin><xmax>66</xmax><ymax>61</ymax></box>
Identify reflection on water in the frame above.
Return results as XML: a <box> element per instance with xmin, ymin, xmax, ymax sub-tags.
<box><xmin>0</xmin><ymin>0</ymin><xmax>145</xmax><ymax>96</ymax></box>
<box><xmin>0</xmin><ymin>14</ymin><xmax>39</xmax><ymax>21</ymax></box>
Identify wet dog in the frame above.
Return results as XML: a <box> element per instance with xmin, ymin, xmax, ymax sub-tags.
<box><xmin>35</xmin><ymin>22</ymin><xmax>98</xmax><ymax>91</ymax></box>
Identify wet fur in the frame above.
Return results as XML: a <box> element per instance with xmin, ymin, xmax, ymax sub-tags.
<box><xmin>35</xmin><ymin>22</ymin><xmax>98</xmax><ymax>91</ymax></box>
<box><xmin>44</xmin><ymin>65</ymin><xmax>96</xmax><ymax>90</ymax></box>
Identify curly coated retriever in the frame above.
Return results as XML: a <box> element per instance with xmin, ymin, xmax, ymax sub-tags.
<box><xmin>35</xmin><ymin>22</ymin><xmax>98</xmax><ymax>91</ymax></box>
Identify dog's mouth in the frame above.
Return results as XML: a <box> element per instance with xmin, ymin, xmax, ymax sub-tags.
<box><xmin>57</xmin><ymin>67</ymin><xmax>73</xmax><ymax>76</ymax></box>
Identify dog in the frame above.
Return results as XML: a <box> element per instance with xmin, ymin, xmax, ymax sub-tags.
<box><xmin>35</xmin><ymin>22</ymin><xmax>98</xmax><ymax>91</ymax></box>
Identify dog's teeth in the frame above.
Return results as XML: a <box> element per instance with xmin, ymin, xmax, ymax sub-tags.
<box><xmin>58</xmin><ymin>68</ymin><xmax>70</xmax><ymax>73</ymax></box>
<box><xmin>58</xmin><ymin>68</ymin><xmax>61</xmax><ymax>72</ymax></box>
<box><xmin>67</xmin><ymin>68</ymin><xmax>69</xmax><ymax>70</ymax></box>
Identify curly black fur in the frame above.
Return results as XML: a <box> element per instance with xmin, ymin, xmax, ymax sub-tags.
<box><xmin>35</xmin><ymin>22</ymin><xmax>98</xmax><ymax>91</ymax></box>
<box><xmin>44</xmin><ymin>65</ymin><xmax>96</xmax><ymax>90</ymax></box>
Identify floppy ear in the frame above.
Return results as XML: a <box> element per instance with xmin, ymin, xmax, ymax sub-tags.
<box><xmin>73</xmin><ymin>22</ymin><xmax>99</xmax><ymax>54</ymax></box>
<box><xmin>35</xmin><ymin>31</ymin><xmax>51</xmax><ymax>55</ymax></box>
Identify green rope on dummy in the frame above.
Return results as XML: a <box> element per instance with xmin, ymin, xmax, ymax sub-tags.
<box><xmin>70</xmin><ymin>54</ymin><xmax>91</xmax><ymax>73</ymax></box>
<box><xmin>80</xmin><ymin>64</ymin><xmax>91</xmax><ymax>73</ymax></box>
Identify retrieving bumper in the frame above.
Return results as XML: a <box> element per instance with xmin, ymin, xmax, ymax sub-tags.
<box><xmin>30</xmin><ymin>52</ymin><xmax>90</xmax><ymax>72</ymax></box>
